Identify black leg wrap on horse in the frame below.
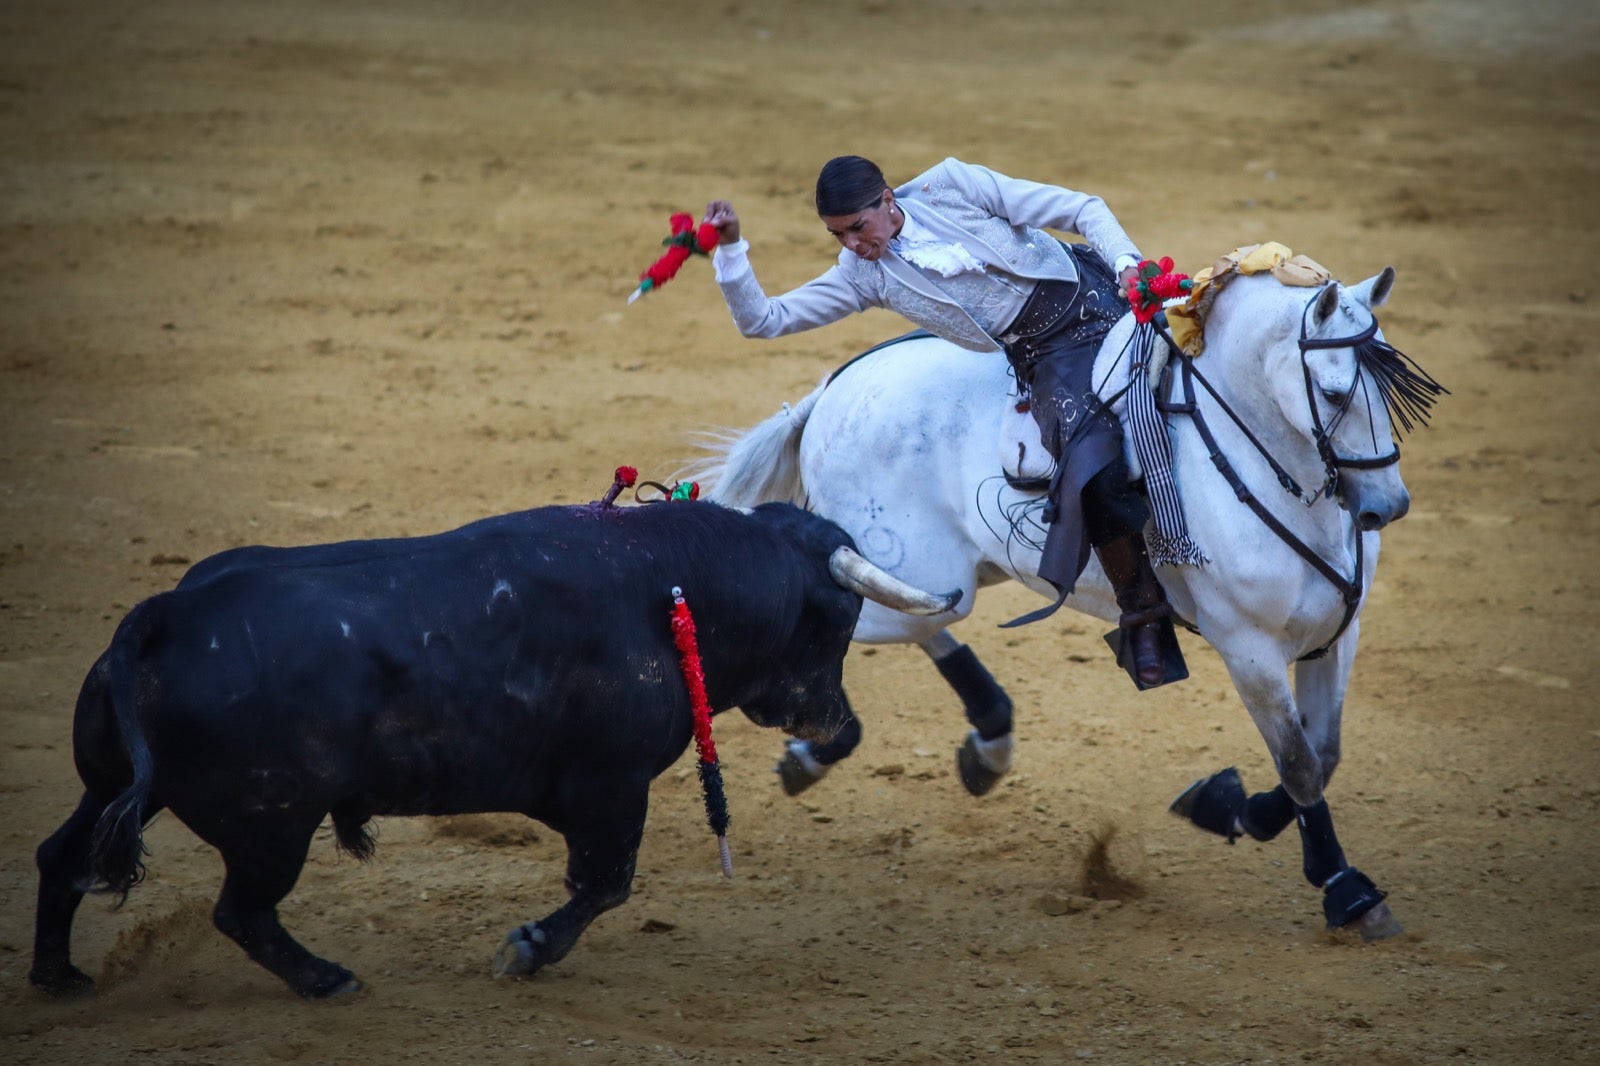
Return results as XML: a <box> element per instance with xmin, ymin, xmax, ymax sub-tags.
<box><xmin>1241</xmin><ymin>785</ymin><xmax>1297</xmax><ymax>842</ymax></box>
<box><xmin>934</xmin><ymin>644</ymin><xmax>1013</xmax><ymax>741</ymax></box>
<box><xmin>1169</xmin><ymin>767</ymin><xmax>1246</xmax><ymax>842</ymax></box>
<box><xmin>807</xmin><ymin>716</ymin><xmax>861</xmax><ymax>766</ymax></box>
<box><xmin>1320</xmin><ymin>867</ymin><xmax>1387</xmax><ymax>929</ymax></box>
<box><xmin>1295</xmin><ymin>800</ymin><xmax>1348</xmax><ymax>888</ymax></box>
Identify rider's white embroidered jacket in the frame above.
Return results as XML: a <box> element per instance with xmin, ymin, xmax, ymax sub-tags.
<box><xmin>715</xmin><ymin>157</ymin><xmax>1142</xmax><ymax>353</ymax></box>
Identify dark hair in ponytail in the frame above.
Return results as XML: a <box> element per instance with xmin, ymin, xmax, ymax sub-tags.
<box><xmin>815</xmin><ymin>156</ymin><xmax>889</xmax><ymax>217</ymax></box>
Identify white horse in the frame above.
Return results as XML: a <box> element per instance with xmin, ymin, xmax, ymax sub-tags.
<box><xmin>695</xmin><ymin>264</ymin><xmax>1444</xmax><ymax>939</ymax></box>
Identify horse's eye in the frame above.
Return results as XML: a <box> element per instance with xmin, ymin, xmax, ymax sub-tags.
<box><xmin>1320</xmin><ymin>386</ymin><xmax>1349</xmax><ymax>406</ymax></box>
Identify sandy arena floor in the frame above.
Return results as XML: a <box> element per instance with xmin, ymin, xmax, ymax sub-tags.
<box><xmin>1</xmin><ymin>1</ymin><xmax>1596</xmax><ymax>1063</ymax></box>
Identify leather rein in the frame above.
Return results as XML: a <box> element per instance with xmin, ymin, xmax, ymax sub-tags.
<box><xmin>1152</xmin><ymin>294</ymin><xmax>1398</xmax><ymax>661</ymax></box>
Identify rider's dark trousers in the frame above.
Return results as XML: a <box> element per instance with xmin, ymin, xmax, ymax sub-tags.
<box><xmin>1003</xmin><ymin>247</ymin><xmax>1147</xmax><ymax>622</ymax></box>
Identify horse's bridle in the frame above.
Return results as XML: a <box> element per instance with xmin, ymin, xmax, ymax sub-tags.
<box><xmin>1297</xmin><ymin>297</ymin><xmax>1401</xmax><ymax>503</ymax></box>
<box><xmin>1152</xmin><ymin>293</ymin><xmax>1401</xmax><ymax>660</ymax></box>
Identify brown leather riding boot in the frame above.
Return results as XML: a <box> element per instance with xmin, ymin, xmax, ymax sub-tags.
<box><xmin>1094</xmin><ymin>532</ymin><xmax>1173</xmax><ymax>689</ymax></box>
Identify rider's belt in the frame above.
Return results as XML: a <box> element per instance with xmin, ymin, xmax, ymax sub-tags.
<box><xmin>998</xmin><ymin>278</ymin><xmax>1081</xmax><ymax>348</ymax></box>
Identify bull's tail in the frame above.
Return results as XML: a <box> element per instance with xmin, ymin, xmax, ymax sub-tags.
<box><xmin>690</xmin><ymin>379</ymin><xmax>824</xmax><ymax>509</ymax></box>
<box><xmin>87</xmin><ymin>598</ymin><xmax>163</xmax><ymax>903</ymax></box>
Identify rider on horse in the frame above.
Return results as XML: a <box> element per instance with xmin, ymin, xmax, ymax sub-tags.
<box><xmin>704</xmin><ymin>155</ymin><xmax>1183</xmax><ymax>689</ymax></box>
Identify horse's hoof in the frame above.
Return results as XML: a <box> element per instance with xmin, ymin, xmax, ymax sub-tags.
<box><xmin>492</xmin><ymin>925</ymin><xmax>548</xmax><ymax>979</ymax></box>
<box><xmin>775</xmin><ymin>742</ymin><xmax>827</xmax><ymax>797</ymax></box>
<box><xmin>1347</xmin><ymin>900</ymin><xmax>1404</xmax><ymax>942</ymax></box>
<box><xmin>1322</xmin><ymin>866</ymin><xmax>1396</xmax><ymax>938</ymax></box>
<box><xmin>956</xmin><ymin>733</ymin><xmax>1005</xmax><ymax>797</ymax></box>
<box><xmin>1170</xmin><ymin>767</ymin><xmax>1245</xmax><ymax>841</ymax></box>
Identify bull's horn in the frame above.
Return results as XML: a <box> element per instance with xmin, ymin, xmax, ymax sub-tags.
<box><xmin>828</xmin><ymin>547</ymin><xmax>962</xmax><ymax>616</ymax></box>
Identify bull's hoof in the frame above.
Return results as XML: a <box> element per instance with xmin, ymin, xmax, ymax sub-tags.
<box><xmin>775</xmin><ymin>741</ymin><xmax>828</xmax><ymax>797</ymax></box>
<box><xmin>1169</xmin><ymin>767</ymin><xmax>1245</xmax><ymax>841</ymax></box>
<box><xmin>492</xmin><ymin>924</ymin><xmax>549</xmax><ymax>980</ymax></box>
<box><xmin>29</xmin><ymin>963</ymin><xmax>96</xmax><ymax>999</ymax></box>
<box><xmin>956</xmin><ymin>732</ymin><xmax>1009</xmax><ymax>797</ymax></box>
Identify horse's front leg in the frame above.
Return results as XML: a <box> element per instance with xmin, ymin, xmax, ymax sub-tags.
<box><xmin>1172</xmin><ymin>632</ymin><xmax>1399</xmax><ymax>938</ymax></box>
<box><xmin>1292</xmin><ymin>625</ymin><xmax>1402</xmax><ymax>938</ymax></box>
<box><xmin>1174</xmin><ymin>628</ymin><xmax>1354</xmax><ymax>844</ymax></box>
<box><xmin>1226</xmin><ymin>637</ymin><xmax>1327</xmax><ymax>806</ymax></box>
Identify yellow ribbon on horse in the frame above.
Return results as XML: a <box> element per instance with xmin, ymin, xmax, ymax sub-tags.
<box><xmin>1166</xmin><ymin>242</ymin><xmax>1334</xmax><ymax>357</ymax></box>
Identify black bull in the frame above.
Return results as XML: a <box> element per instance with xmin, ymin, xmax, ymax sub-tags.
<box><xmin>29</xmin><ymin>500</ymin><xmax>957</xmax><ymax>999</ymax></box>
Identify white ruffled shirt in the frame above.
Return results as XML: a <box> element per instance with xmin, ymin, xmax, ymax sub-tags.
<box><xmin>888</xmin><ymin>205</ymin><xmax>987</xmax><ymax>277</ymax></box>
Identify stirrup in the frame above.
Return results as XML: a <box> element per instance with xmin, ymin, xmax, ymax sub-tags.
<box><xmin>1102</xmin><ymin>614</ymin><xmax>1188</xmax><ymax>690</ymax></box>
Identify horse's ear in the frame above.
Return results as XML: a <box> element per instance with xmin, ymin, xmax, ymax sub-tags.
<box><xmin>1313</xmin><ymin>282</ymin><xmax>1340</xmax><ymax>326</ymax></box>
<box><xmin>1353</xmin><ymin>267</ymin><xmax>1396</xmax><ymax>311</ymax></box>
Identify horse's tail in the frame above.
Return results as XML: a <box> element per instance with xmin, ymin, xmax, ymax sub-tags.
<box><xmin>690</xmin><ymin>378</ymin><xmax>825</xmax><ymax>509</ymax></box>
<box><xmin>87</xmin><ymin>597</ymin><xmax>163</xmax><ymax>903</ymax></box>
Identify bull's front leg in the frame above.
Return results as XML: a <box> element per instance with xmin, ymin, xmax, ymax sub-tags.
<box><xmin>492</xmin><ymin>772</ymin><xmax>649</xmax><ymax>980</ymax></box>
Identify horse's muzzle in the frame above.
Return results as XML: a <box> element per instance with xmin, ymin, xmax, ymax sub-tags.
<box><xmin>1352</xmin><ymin>487</ymin><xmax>1410</xmax><ymax>531</ymax></box>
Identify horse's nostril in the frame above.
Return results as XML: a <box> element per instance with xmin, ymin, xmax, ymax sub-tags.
<box><xmin>1358</xmin><ymin>511</ymin><xmax>1385</xmax><ymax>532</ymax></box>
